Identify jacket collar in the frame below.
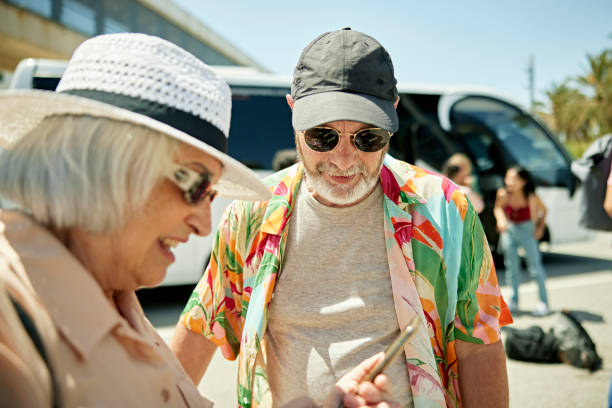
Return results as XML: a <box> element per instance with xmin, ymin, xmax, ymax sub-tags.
<box><xmin>0</xmin><ymin>211</ymin><xmax>156</xmax><ymax>361</ymax></box>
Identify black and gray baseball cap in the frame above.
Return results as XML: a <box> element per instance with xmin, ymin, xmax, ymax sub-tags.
<box><xmin>291</xmin><ymin>28</ymin><xmax>399</xmax><ymax>132</ymax></box>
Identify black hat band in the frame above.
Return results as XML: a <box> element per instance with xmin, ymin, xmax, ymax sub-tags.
<box><xmin>61</xmin><ymin>89</ymin><xmax>227</xmax><ymax>153</ymax></box>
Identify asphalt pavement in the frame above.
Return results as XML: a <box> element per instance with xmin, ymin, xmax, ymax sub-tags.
<box><xmin>143</xmin><ymin>231</ymin><xmax>612</xmax><ymax>408</ymax></box>
<box><xmin>501</xmin><ymin>231</ymin><xmax>612</xmax><ymax>408</ymax></box>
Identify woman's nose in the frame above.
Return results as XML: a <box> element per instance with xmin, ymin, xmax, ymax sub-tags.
<box><xmin>187</xmin><ymin>199</ymin><xmax>212</xmax><ymax>236</ymax></box>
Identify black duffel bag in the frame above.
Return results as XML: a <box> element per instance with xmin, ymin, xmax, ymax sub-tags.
<box><xmin>504</xmin><ymin>310</ymin><xmax>602</xmax><ymax>371</ymax></box>
<box><xmin>504</xmin><ymin>325</ymin><xmax>560</xmax><ymax>363</ymax></box>
<box><xmin>552</xmin><ymin>310</ymin><xmax>603</xmax><ymax>371</ymax></box>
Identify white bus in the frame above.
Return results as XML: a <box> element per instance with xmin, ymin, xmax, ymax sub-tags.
<box><xmin>6</xmin><ymin>60</ymin><xmax>588</xmax><ymax>285</ymax></box>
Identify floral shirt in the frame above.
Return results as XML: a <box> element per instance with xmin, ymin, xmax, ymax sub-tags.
<box><xmin>180</xmin><ymin>156</ymin><xmax>512</xmax><ymax>408</ymax></box>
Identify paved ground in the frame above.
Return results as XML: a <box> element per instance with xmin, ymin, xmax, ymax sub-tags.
<box><xmin>146</xmin><ymin>231</ymin><xmax>612</xmax><ymax>407</ymax></box>
<box><xmin>501</xmin><ymin>232</ymin><xmax>612</xmax><ymax>408</ymax></box>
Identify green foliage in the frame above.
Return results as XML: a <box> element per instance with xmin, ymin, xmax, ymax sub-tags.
<box><xmin>541</xmin><ymin>48</ymin><xmax>612</xmax><ymax>144</ymax></box>
<box><xmin>563</xmin><ymin>139</ymin><xmax>592</xmax><ymax>159</ymax></box>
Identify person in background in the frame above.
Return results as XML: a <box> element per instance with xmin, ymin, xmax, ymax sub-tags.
<box><xmin>172</xmin><ymin>28</ymin><xmax>511</xmax><ymax>408</ymax></box>
<box><xmin>606</xmin><ymin>159</ymin><xmax>612</xmax><ymax>408</ymax></box>
<box><xmin>442</xmin><ymin>153</ymin><xmax>485</xmax><ymax>214</ymax></box>
<box><xmin>570</xmin><ymin>134</ymin><xmax>612</xmax><ymax>231</ymax></box>
<box><xmin>604</xmin><ymin>160</ymin><xmax>612</xmax><ymax>218</ymax></box>
<box><xmin>0</xmin><ymin>33</ymin><xmax>396</xmax><ymax>408</ymax></box>
<box><xmin>272</xmin><ymin>148</ymin><xmax>299</xmax><ymax>172</ymax></box>
<box><xmin>494</xmin><ymin>165</ymin><xmax>550</xmax><ymax>316</ymax></box>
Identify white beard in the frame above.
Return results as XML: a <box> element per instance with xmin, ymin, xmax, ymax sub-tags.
<box><xmin>302</xmin><ymin>160</ymin><xmax>382</xmax><ymax>206</ymax></box>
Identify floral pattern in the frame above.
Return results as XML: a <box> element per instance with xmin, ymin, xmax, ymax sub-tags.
<box><xmin>180</xmin><ymin>155</ymin><xmax>512</xmax><ymax>407</ymax></box>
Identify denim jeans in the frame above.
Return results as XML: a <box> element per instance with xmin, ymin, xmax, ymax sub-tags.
<box><xmin>609</xmin><ymin>371</ymin><xmax>612</xmax><ymax>408</ymax></box>
<box><xmin>500</xmin><ymin>220</ymin><xmax>549</xmax><ymax>305</ymax></box>
<box><xmin>608</xmin><ymin>371</ymin><xmax>612</xmax><ymax>408</ymax></box>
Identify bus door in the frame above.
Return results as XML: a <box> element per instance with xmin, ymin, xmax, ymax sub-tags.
<box><xmin>391</xmin><ymin>93</ymin><xmax>456</xmax><ymax>170</ymax></box>
<box><xmin>439</xmin><ymin>94</ymin><xmax>582</xmax><ymax>246</ymax></box>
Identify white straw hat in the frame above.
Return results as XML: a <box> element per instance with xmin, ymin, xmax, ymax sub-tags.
<box><xmin>0</xmin><ymin>33</ymin><xmax>271</xmax><ymax>201</ymax></box>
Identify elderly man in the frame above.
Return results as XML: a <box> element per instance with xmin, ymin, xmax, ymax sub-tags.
<box><xmin>172</xmin><ymin>28</ymin><xmax>512</xmax><ymax>408</ymax></box>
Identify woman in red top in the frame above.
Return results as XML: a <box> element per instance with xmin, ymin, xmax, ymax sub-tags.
<box><xmin>494</xmin><ymin>166</ymin><xmax>550</xmax><ymax>316</ymax></box>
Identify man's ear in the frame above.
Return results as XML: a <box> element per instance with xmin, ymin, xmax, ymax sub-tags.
<box><xmin>394</xmin><ymin>96</ymin><xmax>400</xmax><ymax>109</ymax></box>
<box><xmin>286</xmin><ymin>94</ymin><xmax>295</xmax><ymax>110</ymax></box>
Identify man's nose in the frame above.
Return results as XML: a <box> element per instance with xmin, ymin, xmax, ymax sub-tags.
<box><xmin>328</xmin><ymin>134</ymin><xmax>357</xmax><ymax>171</ymax></box>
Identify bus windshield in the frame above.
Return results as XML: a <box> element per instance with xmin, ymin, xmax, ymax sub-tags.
<box><xmin>449</xmin><ymin>96</ymin><xmax>571</xmax><ymax>187</ymax></box>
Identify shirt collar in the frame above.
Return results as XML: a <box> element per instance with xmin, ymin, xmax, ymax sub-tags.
<box><xmin>260</xmin><ymin>156</ymin><xmax>428</xmax><ymax>235</ymax></box>
<box><xmin>380</xmin><ymin>155</ymin><xmax>428</xmax><ymax>206</ymax></box>
<box><xmin>260</xmin><ymin>163</ymin><xmax>304</xmax><ymax>235</ymax></box>
<box><xmin>1</xmin><ymin>211</ymin><xmax>155</xmax><ymax>360</ymax></box>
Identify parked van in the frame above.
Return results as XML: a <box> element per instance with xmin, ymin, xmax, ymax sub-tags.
<box><xmin>6</xmin><ymin>59</ymin><xmax>587</xmax><ymax>285</ymax></box>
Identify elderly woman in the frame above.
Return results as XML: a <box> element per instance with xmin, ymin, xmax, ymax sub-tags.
<box><xmin>0</xmin><ymin>34</ymin><xmax>396</xmax><ymax>408</ymax></box>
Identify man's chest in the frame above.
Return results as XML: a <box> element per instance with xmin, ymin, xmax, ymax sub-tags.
<box><xmin>268</xmin><ymin>185</ymin><xmax>393</xmax><ymax>328</ymax></box>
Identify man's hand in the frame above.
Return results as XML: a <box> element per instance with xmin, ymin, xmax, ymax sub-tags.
<box><xmin>322</xmin><ymin>353</ymin><xmax>400</xmax><ymax>408</ymax></box>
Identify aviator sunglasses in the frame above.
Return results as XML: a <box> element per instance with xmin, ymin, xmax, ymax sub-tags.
<box><xmin>167</xmin><ymin>163</ymin><xmax>217</xmax><ymax>205</ymax></box>
<box><xmin>303</xmin><ymin>126</ymin><xmax>393</xmax><ymax>153</ymax></box>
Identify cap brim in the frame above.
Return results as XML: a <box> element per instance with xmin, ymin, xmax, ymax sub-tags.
<box><xmin>292</xmin><ymin>91</ymin><xmax>398</xmax><ymax>132</ymax></box>
<box><xmin>0</xmin><ymin>90</ymin><xmax>271</xmax><ymax>201</ymax></box>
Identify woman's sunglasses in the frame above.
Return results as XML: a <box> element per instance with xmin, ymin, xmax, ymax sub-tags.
<box><xmin>167</xmin><ymin>163</ymin><xmax>217</xmax><ymax>205</ymax></box>
<box><xmin>303</xmin><ymin>127</ymin><xmax>393</xmax><ymax>153</ymax></box>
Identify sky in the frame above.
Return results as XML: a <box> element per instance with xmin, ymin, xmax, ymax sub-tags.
<box><xmin>173</xmin><ymin>0</ymin><xmax>611</xmax><ymax>110</ymax></box>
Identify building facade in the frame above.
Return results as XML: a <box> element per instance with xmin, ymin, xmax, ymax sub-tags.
<box><xmin>0</xmin><ymin>0</ymin><xmax>265</xmax><ymax>84</ymax></box>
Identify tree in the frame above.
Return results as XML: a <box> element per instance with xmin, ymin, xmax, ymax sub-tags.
<box><xmin>544</xmin><ymin>80</ymin><xmax>591</xmax><ymax>142</ymax></box>
<box><xmin>542</xmin><ymin>48</ymin><xmax>612</xmax><ymax>146</ymax></box>
<box><xmin>576</xmin><ymin>49</ymin><xmax>612</xmax><ymax>135</ymax></box>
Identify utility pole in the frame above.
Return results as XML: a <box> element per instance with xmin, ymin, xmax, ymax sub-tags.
<box><xmin>528</xmin><ymin>54</ymin><xmax>535</xmax><ymax>113</ymax></box>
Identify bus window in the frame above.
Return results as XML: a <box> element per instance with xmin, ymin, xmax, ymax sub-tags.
<box><xmin>228</xmin><ymin>87</ymin><xmax>294</xmax><ymax>170</ymax></box>
<box><xmin>449</xmin><ymin>96</ymin><xmax>572</xmax><ymax>188</ymax></box>
<box><xmin>413</xmin><ymin>124</ymin><xmax>455</xmax><ymax>170</ymax></box>
<box><xmin>32</xmin><ymin>76</ymin><xmax>60</xmax><ymax>90</ymax></box>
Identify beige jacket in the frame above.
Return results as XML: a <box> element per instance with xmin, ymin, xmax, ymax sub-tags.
<box><xmin>0</xmin><ymin>210</ymin><xmax>212</xmax><ymax>408</ymax></box>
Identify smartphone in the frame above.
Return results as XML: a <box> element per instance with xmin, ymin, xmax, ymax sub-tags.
<box><xmin>363</xmin><ymin>315</ymin><xmax>420</xmax><ymax>382</ymax></box>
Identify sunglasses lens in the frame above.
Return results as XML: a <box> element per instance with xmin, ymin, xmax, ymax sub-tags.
<box><xmin>303</xmin><ymin>128</ymin><xmax>339</xmax><ymax>152</ymax></box>
<box><xmin>187</xmin><ymin>174</ymin><xmax>212</xmax><ymax>204</ymax></box>
<box><xmin>208</xmin><ymin>190</ymin><xmax>218</xmax><ymax>203</ymax></box>
<box><xmin>354</xmin><ymin>129</ymin><xmax>391</xmax><ymax>152</ymax></box>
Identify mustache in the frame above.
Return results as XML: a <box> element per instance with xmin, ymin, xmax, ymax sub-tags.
<box><xmin>315</xmin><ymin>161</ymin><xmax>368</xmax><ymax>177</ymax></box>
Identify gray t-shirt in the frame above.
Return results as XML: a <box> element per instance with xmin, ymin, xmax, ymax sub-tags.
<box><xmin>264</xmin><ymin>181</ymin><xmax>413</xmax><ymax>407</ymax></box>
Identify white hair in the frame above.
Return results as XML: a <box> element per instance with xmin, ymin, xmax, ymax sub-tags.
<box><xmin>0</xmin><ymin>114</ymin><xmax>179</xmax><ymax>234</ymax></box>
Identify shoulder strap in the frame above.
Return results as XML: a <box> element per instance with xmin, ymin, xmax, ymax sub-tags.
<box><xmin>9</xmin><ymin>296</ymin><xmax>60</xmax><ymax>408</ymax></box>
